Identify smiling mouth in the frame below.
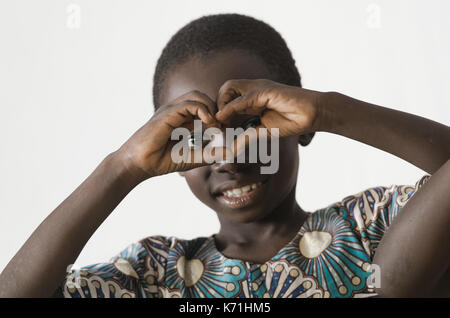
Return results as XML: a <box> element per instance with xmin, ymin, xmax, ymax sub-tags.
<box><xmin>221</xmin><ymin>182</ymin><xmax>262</xmax><ymax>197</ymax></box>
<box><xmin>215</xmin><ymin>181</ymin><xmax>267</xmax><ymax>209</ymax></box>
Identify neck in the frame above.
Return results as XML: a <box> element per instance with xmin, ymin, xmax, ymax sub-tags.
<box><xmin>215</xmin><ymin>187</ymin><xmax>307</xmax><ymax>247</ymax></box>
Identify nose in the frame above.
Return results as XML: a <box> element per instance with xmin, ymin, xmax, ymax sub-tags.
<box><xmin>207</xmin><ymin>127</ymin><xmax>254</xmax><ymax>174</ymax></box>
<box><xmin>211</xmin><ymin>161</ymin><xmax>239</xmax><ymax>174</ymax></box>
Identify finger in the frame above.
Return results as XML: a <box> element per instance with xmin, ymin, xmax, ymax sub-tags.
<box><xmin>169</xmin><ymin>91</ymin><xmax>220</xmax><ymax>125</ymax></box>
<box><xmin>154</xmin><ymin>100</ymin><xmax>223</xmax><ymax>155</ymax></box>
<box><xmin>217</xmin><ymin>79</ymin><xmax>254</xmax><ymax>109</ymax></box>
<box><xmin>171</xmin><ymin>143</ymin><xmax>233</xmax><ymax>172</ymax></box>
<box><xmin>232</xmin><ymin>125</ymin><xmax>266</xmax><ymax>158</ymax></box>
<box><xmin>202</xmin><ymin>146</ymin><xmax>235</xmax><ymax>165</ymax></box>
<box><xmin>216</xmin><ymin>90</ymin><xmax>267</xmax><ymax>123</ymax></box>
<box><xmin>167</xmin><ymin>101</ymin><xmax>216</xmax><ymax>128</ymax></box>
<box><xmin>171</xmin><ymin>90</ymin><xmax>216</xmax><ymax>112</ymax></box>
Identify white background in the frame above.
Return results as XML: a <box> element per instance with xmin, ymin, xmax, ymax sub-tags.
<box><xmin>1</xmin><ymin>0</ymin><xmax>449</xmax><ymax>271</ymax></box>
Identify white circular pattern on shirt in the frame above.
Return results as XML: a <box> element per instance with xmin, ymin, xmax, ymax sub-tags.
<box><xmin>231</xmin><ymin>266</ymin><xmax>241</xmax><ymax>276</ymax></box>
<box><xmin>290</xmin><ymin>269</ymin><xmax>299</xmax><ymax>277</ymax></box>
<box><xmin>352</xmin><ymin>276</ymin><xmax>361</xmax><ymax>285</ymax></box>
<box><xmin>302</xmin><ymin>281</ymin><xmax>312</xmax><ymax>289</ymax></box>
<box><xmin>226</xmin><ymin>282</ymin><xmax>235</xmax><ymax>292</ymax></box>
<box><xmin>299</xmin><ymin>231</ymin><xmax>333</xmax><ymax>258</ymax></box>
<box><xmin>274</xmin><ymin>264</ymin><xmax>284</xmax><ymax>273</ymax></box>
<box><xmin>362</xmin><ymin>262</ymin><xmax>371</xmax><ymax>272</ymax></box>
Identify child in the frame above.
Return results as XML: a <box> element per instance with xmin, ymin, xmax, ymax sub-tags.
<box><xmin>1</xmin><ymin>13</ymin><xmax>449</xmax><ymax>298</ymax></box>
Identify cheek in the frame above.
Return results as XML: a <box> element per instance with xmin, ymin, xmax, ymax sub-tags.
<box><xmin>273</xmin><ymin>138</ymin><xmax>299</xmax><ymax>188</ymax></box>
<box><xmin>183</xmin><ymin>167</ymin><xmax>212</xmax><ymax>201</ymax></box>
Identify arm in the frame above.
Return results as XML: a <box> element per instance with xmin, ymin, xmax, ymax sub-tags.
<box><xmin>0</xmin><ymin>91</ymin><xmax>218</xmax><ymax>298</ymax></box>
<box><xmin>215</xmin><ymin>80</ymin><xmax>450</xmax><ymax>297</ymax></box>
<box><xmin>317</xmin><ymin>92</ymin><xmax>450</xmax><ymax>174</ymax></box>
<box><xmin>373</xmin><ymin>159</ymin><xmax>450</xmax><ymax>297</ymax></box>
<box><xmin>317</xmin><ymin>92</ymin><xmax>450</xmax><ymax>297</ymax></box>
<box><xmin>216</xmin><ymin>80</ymin><xmax>450</xmax><ymax>173</ymax></box>
<box><xmin>0</xmin><ymin>151</ymin><xmax>143</xmax><ymax>298</ymax></box>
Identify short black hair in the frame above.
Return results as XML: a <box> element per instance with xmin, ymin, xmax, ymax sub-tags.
<box><xmin>152</xmin><ymin>13</ymin><xmax>302</xmax><ymax>108</ymax></box>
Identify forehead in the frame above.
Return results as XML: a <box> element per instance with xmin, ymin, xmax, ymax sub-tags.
<box><xmin>160</xmin><ymin>49</ymin><xmax>273</xmax><ymax>107</ymax></box>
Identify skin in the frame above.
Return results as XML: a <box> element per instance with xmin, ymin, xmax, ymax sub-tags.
<box><xmin>213</xmin><ymin>80</ymin><xmax>450</xmax><ymax>297</ymax></box>
<box><xmin>0</xmin><ymin>49</ymin><xmax>449</xmax><ymax>298</ymax></box>
<box><xmin>160</xmin><ymin>50</ymin><xmax>314</xmax><ymax>263</ymax></box>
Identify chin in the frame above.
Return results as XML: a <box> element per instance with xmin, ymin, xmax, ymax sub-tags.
<box><xmin>217</xmin><ymin>204</ymin><xmax>274</xmax><ymax>224</ymax></box>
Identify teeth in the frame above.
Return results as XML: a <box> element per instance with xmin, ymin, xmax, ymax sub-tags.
<box><xmin>222</xmin><ymin>182</ymin><xmax>261</xmax><ymax>197</ymax></box>
<box><xmin>242</xmin><ymin>185</ymin><xmax>251</xmax><ymax>192</ymax></box>
<box><xmin>232</xmin><ymin>188</ymin><xmax>242</xmax><ymax>195</ymax></box>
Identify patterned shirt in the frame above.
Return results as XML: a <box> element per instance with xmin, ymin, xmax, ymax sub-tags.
<box><xmin>61</xmin><ymin>175</ymin><xmax>430</xmax><ymax>298</ymax></box>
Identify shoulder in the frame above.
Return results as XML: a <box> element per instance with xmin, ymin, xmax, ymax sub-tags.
<box><xmin>329</xmin><ymin>174</ymin><xmax>431</xmax><ymax>224</ymax></box>
<box><xmin>317</xmin><ymin>174</ymin><xmax>432</xmax><ymax>260</ymax></box>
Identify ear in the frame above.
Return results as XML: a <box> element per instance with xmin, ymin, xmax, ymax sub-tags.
<box><xmin>298</xmin><ymin>132</ymin><xmax>315</xmax><ymax>147</ymax></box>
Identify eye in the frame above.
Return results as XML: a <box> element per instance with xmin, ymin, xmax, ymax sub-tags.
<box><xmin>243</xmin><ymin>117</ymin><xmax>261</xmax><ymax>130</ymax></box>
<box><xmin>188</xmin><ymin>133</ymin><xmax>202</xmax><ymax>148</ymax></box>
<box><xmin>188</xmin><ymin>132</ymin><xmax>210</xmax><ymax>148</ymax></box>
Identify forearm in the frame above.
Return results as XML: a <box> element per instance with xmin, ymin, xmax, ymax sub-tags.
<box><xmin>0</xmin><ymin>151</ymin><xmax>142</xmax><ymax>297</ymax></box>
<box><xmin>373</xmin><ymin>159</ymin><xmax>450</xmax><ymax>297</ymax></box>
<box><xmin>317</xmin><ymin>92</ymin><xmax>450</xmax><ymax>174</ymax></box>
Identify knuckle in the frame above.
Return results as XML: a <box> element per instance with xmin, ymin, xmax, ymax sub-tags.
<box><xmin>154</xmin><ymin>105</ymin><xmax>172</xmax><ymax>118</ymax></box>
<box><xmin>174</xmin><ymin>90</ymin><xmax>203</xmax><ymax>104</ymax></box>
<box><xmin>173</xmin><ymin>101</ymin><xmax>191</xmax><ymax>112</ymax></box>
<box><xmin>179</xmin><ymin>100</ymin><xmax>195</xmax><ymax>106</ymax></box>
<box><xmin>182</xmin><ymin>100</ymin><xmax>205</xmax><ymax>112</ymax></box>
<box><xmin>189</xmin><ymin>89</ymin><xmax>203</xmax><ymax>97</ymax></box>
<box><xmin>187</xmin><ymin>90</ymin><xmax>213</xmax><ymax>106</ymax></box>
<box><xmin>176</xmin><ymin>100</ymin><xmax>189</xmax><ymax>108</ymax></box>
<box><xmin>191</xmin><ymin>90</ymin><xmax>210</xmax><ymax>102</ymax></box>
<box><xmin>220</xmin><ymin>79</ymin><xmax>236</xmax><ymax>92</ymax></box>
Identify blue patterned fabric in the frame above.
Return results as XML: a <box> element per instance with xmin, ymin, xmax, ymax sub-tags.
<box><xmin>62</xmin><ymin>175</ymin><xmax>430</xmax><ymax>298</ymax></box>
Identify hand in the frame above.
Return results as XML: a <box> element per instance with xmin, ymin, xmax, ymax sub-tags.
<box><xmin>216</xmin><ymin>79</ymin><xmax>322</xmax><ymax>137</ymax></box>
<box><xmin>116</xmin><ymin>91</ymin><xmax>220</xmax><ymax>181</ymax></box>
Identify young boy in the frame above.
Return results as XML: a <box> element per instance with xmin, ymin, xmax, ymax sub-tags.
<box><xmin>1</xmin><ymin>13</ymin><xmax>449</xmax><ymax>298</ymax></box>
